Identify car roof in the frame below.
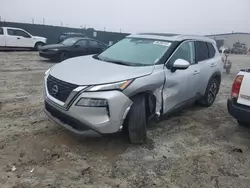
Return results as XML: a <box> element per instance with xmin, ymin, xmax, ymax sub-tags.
<box><xmin>62</xmin><ymin>32</ymin><xmax>84</xmax><ymax>35</ymax></box>
<box><xmin>64</xmin><ymin>37</ymin><xmax>105</xmax><ymax>43</ymax></box>
<box><xmin>128</xmin><ymin>33</ymin><xmax>216</xmax><ymax>44</ymax></box>
<box><xmin>1</xmin><ymin>27</ymin><xmax>25</xmax><ymax>30</ymax></box>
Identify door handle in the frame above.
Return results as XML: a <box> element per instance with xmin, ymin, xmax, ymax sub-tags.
<box><xmin>211</xmin><ymin>63</ymin><xmax>216</xmax><ymax>67</ymax></box>
<box><xmin>17</xmin><ymin>37</ymin><xmax>20</xmax><ymax>39</ymax></box>
<box><xmin>193</xmin><ymin>70</ymin><xmax>200</xmax><ymax>75</ymax></box>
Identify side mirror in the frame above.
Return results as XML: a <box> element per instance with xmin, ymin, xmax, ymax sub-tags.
<box><xmin>74</xmin><ymin>44</ymin><xmax>80</xmax><ymax>48</ymax></box>
<box><xmin>172</xmin><ymin>59</ymin><xmax>190</xmax><ymax>70</ymax></box>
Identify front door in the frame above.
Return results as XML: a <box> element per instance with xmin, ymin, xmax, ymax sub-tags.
<box><xmin>72</xmin><ymin>39</ymin><xmax>89</xmax><ymax>57</ymax></box>
<box><xmin>6</xmin><ymin>29</ymin><xmax>33</xmax><ymax>48</ymax></box>
<box><xmin>163</xmin><ymin>41</ymin><xmax>200</xmax><ymax>113</ymax></box>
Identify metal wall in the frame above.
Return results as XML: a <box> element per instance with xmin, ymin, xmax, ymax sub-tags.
<box><xmin>0</xmin><ymin>21</ymin><xmax>130</xmax><ymax>44</ymax></box>
<box><xmin>207</xmin><ymin>33</ymin><xmax>250</xmax><ymax>49</ymax></box>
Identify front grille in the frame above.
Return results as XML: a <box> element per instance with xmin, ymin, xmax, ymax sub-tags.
<box><xmin>47</xmin><ymin>75</ymin><xmax>79</xmax><ymax>102</ymax></box>
<box><xmin>45</xmin><ymin>101</ymin><xmax>90</xmax><ymax>131</ymax></box>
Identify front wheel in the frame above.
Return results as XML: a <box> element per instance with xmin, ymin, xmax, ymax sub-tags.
<box><xmin>34</xmin><ymin>42</ymin><xmax>45</xmax><ymax>51</ymax></box>
<box><xmin>125</xmin><ymin>95</ymin><xmax>147</xmax><ymax>144</ymax></box>
<box><xmin>60</xmin><ymin>52</ymin><xmax>69</xmax><ymax>62</ymax></box>
<box><xmin>198</xmin><ymin>78</ymin><xmax>219</xmax><ymax>107</ymax></box>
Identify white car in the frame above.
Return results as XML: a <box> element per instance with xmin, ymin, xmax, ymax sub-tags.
<box><xmin>228</xmin><ymin>69</ymin><xmax>250</xmax><ymax>126</ymax></box>
<box><xmin>0</xmin><ymin>27</ymin><xmax>47</xmax><ymax>50</ymax></box>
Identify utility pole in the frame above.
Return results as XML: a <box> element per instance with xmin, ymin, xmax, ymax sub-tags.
<box><xmin>43</xmin><ymin>18</ymin><xmax>45</xmax><ymax>25</ymax></box>
<box><xmin>32</xmin><ymin>18</ymin><xmax>34</xmax><ymax>24</ymax></box>
<box><xmin>61</xmin><ymin>21</ymin><xmax>63</xmax><ymax>27</ymax></box>
<box><xmin>104</xmin><ymin>27</ymin><xmax>106</xmax><ymax>31</ymax></box>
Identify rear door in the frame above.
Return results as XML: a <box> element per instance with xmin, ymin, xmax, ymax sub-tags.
<box><xmin>6</xmin><ymin>29</ymin><xmax>33</xmax><ymax>47</ymax></box>
<box><xmin>0</xmin><ymin>27</ymin><xmax>5</xmax><ymax>47</ymax></box>
<box><xmin>88</xmin><ymin>40</ymin><xmax>105</xmax><ymax>54</ymax></box>
<box><xmin>163</xmin><ymin>41</ymin><xmax>200</xmax><ymax>113</ymax></box>
<box><xmin>194</xmin><ymin>41</ymin><xmax>217</xmax><ymax>95</ymax></box>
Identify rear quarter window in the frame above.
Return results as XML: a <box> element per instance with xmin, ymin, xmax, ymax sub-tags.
<box><xmin>195</xmin><ymin>41</ymin><xmax>209</xmax><ymax>62</ymax></box>
<box><xmin>0</xmin><ymin>28</ymin><xmax>3</xmax><ymax>35</ymax></box>
<box><xmin>207</xmin><ymin>42</ymin><xmax>216</xmax><ymax>58</ymax></box>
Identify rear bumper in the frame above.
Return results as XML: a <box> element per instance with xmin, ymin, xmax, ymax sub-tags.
<box><xmin>227</xmin><ymin>98</ymin><xmax>250</xmax><ymax>124</ymax></box>
<box><xmin>39</xmin><ymin>51</ymin><xmax>60</xmax><ymax>60</ymax></box>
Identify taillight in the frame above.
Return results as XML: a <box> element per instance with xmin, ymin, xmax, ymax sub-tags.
<box><xmin>231</xmin><ymin>75</ymin><xmax>244</xmax><ymax>98</ymax></box>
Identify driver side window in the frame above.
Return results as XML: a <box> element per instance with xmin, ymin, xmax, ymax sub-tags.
<box><xmin>169</xmin><ymin>41</ymin><xmax>195</xmax><ymax>65</ymax></box>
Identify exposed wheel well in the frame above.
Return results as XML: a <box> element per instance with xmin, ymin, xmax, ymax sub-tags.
<box><xmin>35</xmin><ymin>41</ymin><xmax>45</xmax><ymax>46</ymax></box>
<box><xmin>122</xmin><ymin>92</ymin><xmax>157</xmax><ymax>133</ymax></box>
<box><xmin>130</xmin><ymin>92</ymin><xmax>157</xmax><ymax>121</ymax></box>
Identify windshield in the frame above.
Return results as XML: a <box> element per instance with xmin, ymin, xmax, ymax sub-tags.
<box><xmin>98</xmin><ymin>38</ymin><xmax>172</xmax><ymax>66</ymax></box>
<box><xmin>61</xmin><ymin>38</ymin><xmax>78</xmax><ymax>46</ymax></box>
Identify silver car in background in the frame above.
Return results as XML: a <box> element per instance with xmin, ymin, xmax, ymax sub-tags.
<box><xmin>44</xmin><ymin>33</ymin><xmax>222</xmax><ymax>144</ymax></box>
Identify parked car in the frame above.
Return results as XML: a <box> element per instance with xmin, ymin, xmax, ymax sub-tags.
<box><xmin>58</xmin><ymin>32</ymin><xmax>85</xmax><ymax>43</ymax></box>
<box><xmin>39</xmin><ymin>37</ymin><xmax>107</xmax><ymax>61</ymax></box>
<box><xmin>227</xmin><ymin>69</ymin><xmax>250</xmax><ymax>126</ymax></box>
<box><xmin>0</xmin><ymin>27</ymin><xmax>46</xmax><ymax>50</ymax></box>
<box><xmin>43</xmin><ymin>33</ymin><xmax>222</xmax><ymax>144</ymax></box>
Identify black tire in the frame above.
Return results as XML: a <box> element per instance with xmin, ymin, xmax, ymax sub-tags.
<box><xmin>237</xmin><ymin>120</ymin><xmax>249</xmax><ymax>126</ymax></box>
<box><xmin>60</xmin><ymin>52</ymin><xmax>69</xmax><ymax>62</ymax></box>
<box><xmin>198</xmin><ymin>78</ymin><xmax>219</xmax><ymax>107</ymax></box>
<box><xmin>126</xmin><ymin>95</ymin><xmax>147</xmax><ymax>144</ymax></box>
<box><xmin>34</xmin><ymin>42</ymin><xmax>45</xmax><ymax>51</ymax></box>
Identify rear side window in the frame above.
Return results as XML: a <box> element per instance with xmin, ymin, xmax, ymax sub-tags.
<box><xmin>207</xmin><ymin>42</ymin><xmax>216</xmax><ymax>58</ymax></box>
<box><xmin>89</xmin><ymin>40</ymin><xmax>100</xmax><ymax>47</ymax></box>
<box><xmin>7</xmin><ymin>29</ymin><xmax>15</xmax><ymax>35</ymax></box>
<box><xmin>195</xmin><ymin>41</ymin><xmax>209</xmax><ymax>62</ymax></box>
<box><xmin>0</xmin><ymin>28</ymin><xmax>3</xmax><ymax>35</ymax></box>
<box><xmin>75</xmin><ymin>39</ymin><xmax>87</xmax><ymax>47</ymax></box>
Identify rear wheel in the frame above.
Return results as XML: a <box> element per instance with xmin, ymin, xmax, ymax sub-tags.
<box><xmin>198</xmin><ymin>78</ymin><xmax>219</xmax><ymax>107</ymax></box>
<box><xmin>126</xmin><ymin>95</ymin><xmax>147</xmax><ymax>144</ymax></box>
<box><xmin>60</xmin><ymin>52</ymin><xmax>69</xmax><ymax>62</ymax></box>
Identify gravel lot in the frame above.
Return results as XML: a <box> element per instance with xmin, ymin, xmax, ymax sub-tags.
<box><xmin>0</xmin><ymin>52</ymin><xmax>250</xmax><ymax>188</ymax></box>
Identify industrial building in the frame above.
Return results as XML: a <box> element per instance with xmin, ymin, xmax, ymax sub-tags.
<box><xmin>206</xmin><ymin>32</ymin><xmax>250</xmax><ymax>50</ymax></box>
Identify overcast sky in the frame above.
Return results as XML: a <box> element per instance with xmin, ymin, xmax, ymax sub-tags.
<box><xmin>1</xmin><ymin>0</ymin><xmax>250</xmax><ymax>34</ymax></box>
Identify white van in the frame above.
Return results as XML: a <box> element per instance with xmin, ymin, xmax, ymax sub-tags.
<box><xmin>0</xmin><ymin>27</ymin><xmax>47</xmax><ymax>50</ymax></box>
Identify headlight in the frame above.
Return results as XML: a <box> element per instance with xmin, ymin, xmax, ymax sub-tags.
<box><xmin>87</xmin><ymin>80</ymin><xmax>133</xmax><ymax>92</ymax></box>
<box><xmin>50</xmin><ymin>49</ymin><xmax>58</xmax><ymax>51</ymax></box>
<box><xmin>45</xmin><ymin>68</ymin><xmax>51</xmax><ymax>75</ymax></box>
<box><xmin>76</xmin><ymin>98</ymin><xmax>108</xmax><ymax>107</ymax></box>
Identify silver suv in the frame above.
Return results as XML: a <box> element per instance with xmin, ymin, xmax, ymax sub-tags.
<box><xmin>44</xmin><ymin>33</ymin><xmax>222</xmax><ymax>144</ymax></box>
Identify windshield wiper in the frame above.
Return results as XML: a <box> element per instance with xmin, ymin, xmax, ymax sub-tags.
<box><xmin>97</xmin><ymin>56</ymin><xmax>148</xmax><ymax>66</ymax></box>
<box><xmin>104</xmin><ymin>59</ymin><xmax>132</xmax><ymax>66</ymax></box>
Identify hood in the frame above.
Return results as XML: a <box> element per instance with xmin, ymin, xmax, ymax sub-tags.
<box><xmin>40</xmin><ymin>44</ymin><xmax>66</xmax><ymax>50</ymax></box>
<box><xmin>33</xmin><ymin>36</ymin><xmax>46</xmax><ymax>41</ymax></box>
<box><xmin>49</xmin><ymin>55</ymin><xmax>155</xmax><ymax>85</ymax></box>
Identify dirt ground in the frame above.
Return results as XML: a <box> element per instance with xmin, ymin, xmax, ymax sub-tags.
<box><xmin>0</xmin><ymin>52</ymin><xmax>250</xmax><ymax>188</ymax></box>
